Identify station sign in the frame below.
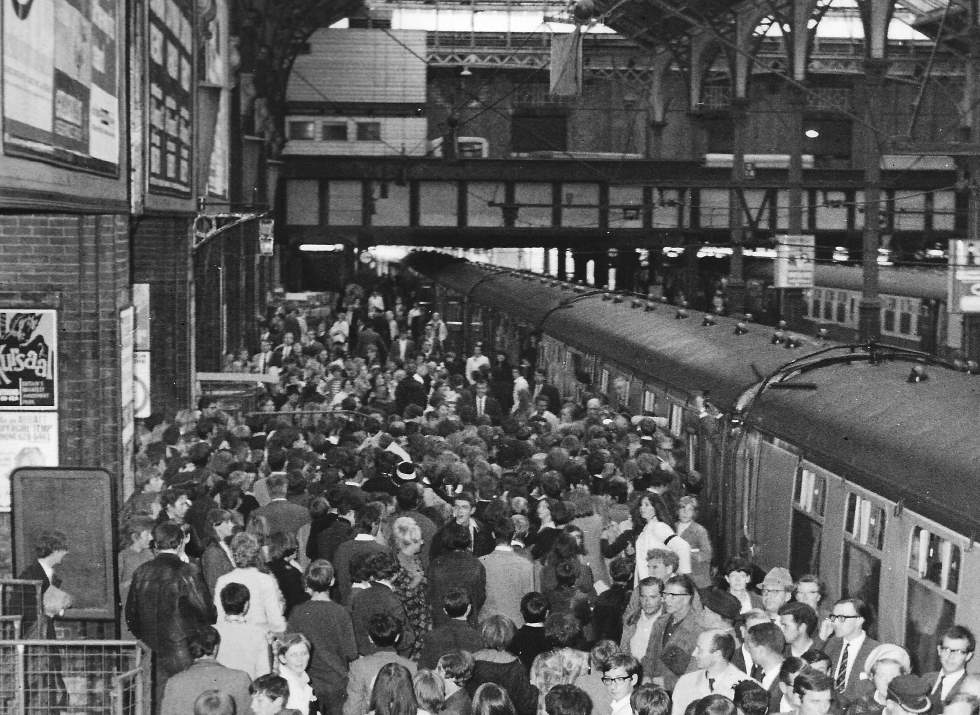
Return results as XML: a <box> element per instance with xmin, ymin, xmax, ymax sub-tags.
<box><xmin>774</xmin><ymin>235</ymin><xmax>816</xmax><ymax>288</ymax></box>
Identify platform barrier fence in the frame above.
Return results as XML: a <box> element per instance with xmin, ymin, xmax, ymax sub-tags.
<box><xmin>0</xmin><ymin>639</ymin><xmax>148</xmax><ymax>715</ymax></box>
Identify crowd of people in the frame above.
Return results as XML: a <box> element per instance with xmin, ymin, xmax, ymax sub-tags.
<box><xmin>108</xmin><ymin>275</ymin><xmax>979</xmax><ymax>715</ymax></box>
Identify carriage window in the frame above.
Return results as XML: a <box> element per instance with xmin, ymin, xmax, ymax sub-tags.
<box><xmin>836</xmin><ymin>291</ymin><xmax>848</xmax><ymax>323</ymax></box>
<box><xmin>668</xmin><ymin>403</ymin><xmax>684</xmax><ymax>437</ymax></box>
<box><xmin>908</xmin><ymin>527</ymin><xmax>961</xmax><ymax>593</ymax></box>
<box><xmin>643</xmin><ymin>390</ymin><xmax>656</xmax><ymax>413</ymax></box>
<box><xmin>794</xmin><ymin>468</ymin><xmax>826</xmax><ymax>517</ymax></box>
<box><xmin>823</xmin><ymin>290</ymin><xmax>834</xmax><ymax>322</ymax></box>
<box><xmin>906</xmin><ymin>580</ymin><xmax>956</xmax><ymax>674</ymax></box>
<box><xmin>844</xmin><ymin>494</ymin><xmax>886</xmax><ymax>550</ymax></box>
<box><xmin>898</xmin><ymin>297</ymin><xmax>916</xmax><ymax>335</ymax></box>
<box><xmin>882</xmin><ymin>297</ymin><xmax>897</xmax><ymax>334</ymax></box>
<box><xmin>842</xmin><ymin>543</ymin><xmax>880</xmax><ymax>622</ymax></box>
<box><xmin>791</xmin><ymin>467</ymin><xmax>825</xmax><ymax>576</ymax></box>
<box><xmin>807</xmin><ymin>289</ymin><xmax>819</xmax><ymax>319</ymax></box>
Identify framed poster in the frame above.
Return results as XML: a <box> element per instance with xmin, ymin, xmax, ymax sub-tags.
<box><xmin>2</xmin><ymin>0</ymin><xmax>121</xmax><ymax>175</ymax></box>
<box><xmin>0</xmin><ymin>310</ymin><xmax>57</xmax><ymax>410</ymax></box>
<box><xmin>0</xmin><ymin>413</ymin><xmax>59</xmax><ymax>512</ymax></box>
<box><xmin>147</xmin><ymin>0</ymin><xmax>194</xmax><ymax>196</ymax></box>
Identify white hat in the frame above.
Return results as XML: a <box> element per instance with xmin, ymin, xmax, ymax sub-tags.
<box><xmin>395</xmin><ymin>462</ymin><xmax>417</xmax><ymax>481</ymax></box>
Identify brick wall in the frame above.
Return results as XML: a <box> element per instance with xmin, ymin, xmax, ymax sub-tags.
<box><xmin>131</xmin><ymin>216</ymin><xmax>194</xmax><ymax>419</ymax></box>
<box><xmin>0</xmin><ymin>212</ymin><xmax>131</xmax><ymax>575</ymax></box>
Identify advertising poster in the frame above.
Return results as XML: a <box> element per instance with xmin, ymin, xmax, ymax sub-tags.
<box><xmin>0</xmin><ymin>310</ymin><xmax>58</xmax><ymax>410</ymax></box>
<box><xmin>205</xmin><ymin>0</ymin><xmax>230</xmax><ymax>199</ymax></box>
<box><xmin>0</xmin><ymin>413</ymin><xmax>59</xmax><ymax>511</ymax></box>
<box><xmin>2</xmin><ymin>0</ymin><xmax>120</xmax><ymax>175</ymax></box>
<box><xmin>148</xmin><ymin>0</ymin><xmax>194</xmax><ymax>195</ymax></box>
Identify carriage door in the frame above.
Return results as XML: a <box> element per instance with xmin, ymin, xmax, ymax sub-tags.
<box><xmin>441</xmin><ymin>299</ymin><xmax>465</xmax><ymax>355</ymax></box>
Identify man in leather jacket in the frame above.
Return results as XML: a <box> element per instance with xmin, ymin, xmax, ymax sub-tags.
<box><xmin>125</xmin><ymin>521</ymin><xmax>214</xmax><ymax>706</ymax></box>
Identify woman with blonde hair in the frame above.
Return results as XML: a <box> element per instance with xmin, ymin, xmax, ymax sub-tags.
<box><xmin>389</xmin><ymin>516</ymin><xmax>431</xmax><ymax>660</ymax></box>
<box><xmin>413</xmin><ymin>670</ymin><xmax>445</xmax><ymax>715</ymax></box>
<box><xmin>213</xmin><ymin>532</ymin><xmax>286</xmax><ymax>634</ymax></box>
<box><xmin>529</xmin><ymin>647</ymin><xmax>589</xmax><ymax>715</ymax></box>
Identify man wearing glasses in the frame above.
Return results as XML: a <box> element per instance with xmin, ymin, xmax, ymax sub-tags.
<box><xmin>823</xmin><ymin>597</ymin><xmax>880</xmax><ymax>706</ymax></box>
<box><xmin>925</xmin><ymin>625</ymin><xmax>975</xmax><ymax>715</ymax></box>
<box><xmin>644</xmin><ymin>575</ymin><xmax>703</xmax><ymax>690</ymax></box>
<box><xmin>601</xmin><ymin>653</ymin><xmax>641</xmax><ymax>715</ymax></box>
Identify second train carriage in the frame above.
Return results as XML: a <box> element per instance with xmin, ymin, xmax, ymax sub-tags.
<box><xmin>407</xmin><ymin>251</ymin><xmax>980</xmax><ymax>674</ymax></box>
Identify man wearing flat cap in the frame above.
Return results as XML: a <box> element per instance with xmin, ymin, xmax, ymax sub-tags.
<box><xmin>886</xmin><ymin>675</ymin><xmax>934</xmax><ymax>715</ymax></box>
<box><xmin>760</xmin><ymin>567</ymin><xmax>795</xmax><ymax>622</ymax></box>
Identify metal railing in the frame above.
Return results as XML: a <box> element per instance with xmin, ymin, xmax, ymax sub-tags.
<box><xmin>0</xmin><ymin>639</ymin><xmax>149</xmax><ymax>715</ymax></box>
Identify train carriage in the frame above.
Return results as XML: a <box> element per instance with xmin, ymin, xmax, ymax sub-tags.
<box><xmin>407</xmin><ymin>251</ymin><xmax>980</xmax><ymax>674</ymax></box>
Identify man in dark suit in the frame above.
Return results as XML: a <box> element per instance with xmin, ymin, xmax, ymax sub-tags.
<box><xmin>393</xmin><ymin>328</ymin><xmax>417</xmax><ymax>365</ymax></box>
<box><xmin>160</xmin><ymin>626</ymin><xmax>251</xmax><ymax>715</ymax></box>
<box><xmin>427</xmin><ymin>523</ymin><xmax>487</xmax><ymax>628</ymax></box>
<box><xmin>349</xmin><ymin>552</ymin><xmax>416</xmax><ymax>658</ymax></box>
<box><xmin>429</xmin><ymin>490</ymin><xmax>494</xmax><ymax>559</ymax></box>
<box><xmin>249</xmin><ymin>473</ymin><xmax>310</xmax><ymax>539</ymax></box>
<box><xmin>530</xmin><ymin>368</ymin><xmax>562</xmax><ymax>413</ymax></box>
<box><xmin>924</xmin><ymin>625</ymin><xmax>975</xmax><ymax>715</ymax></box>
<box><xmin>126</xmin><ymin>522</ymin><xmax>214</xmax><ymax>707</ymax></box>
<box><xmin>333</xmin><ymin>502</ymin><xmax>388</xmax><ymax>606</ymax></box>
<box><xmin>418</xmin><ymin>588</ymin><xmax>485</xmax><ymax>669</ymax></box>
<box><xmin>314</xmin><ymin>487</ymin><xmax>363</xmax><ymax>563</ymax></box>
<box><xmin>822</xmin><ymin>597</ymin><xmax>881</xmax><ymax>708</ymax></box>
<box><xmin>744</xmin><ymin>621</ymin><xmax>786</xmax><ymax>713</ymax></box>
<box><xmin>469</xmin><ymin>379</ymin><xmax>503</xmax><ymax>425</ymax></box>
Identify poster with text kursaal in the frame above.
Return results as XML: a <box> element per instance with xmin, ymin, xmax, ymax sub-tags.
<box><xmin>2</xmin><ymin>0</ymin><xmax>120</xmax><ymax>175</ymax></box>
<box><xmin>0</xmin><ymin>310</ymin><xmax>57</xmax><ymax>410</ymax></box>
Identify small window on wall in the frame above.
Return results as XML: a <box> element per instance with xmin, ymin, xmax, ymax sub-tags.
<box><xmin>322</xmin><ymin>123</ymin><xmax>348</xmax><ymax>141</ymax></box>
<box><xmin>288</xmin><ymin>121</ymin><xmax>316</xmax><ymax>140</ymax></box>
<box><xmin>356</xmin><ymin>122</ymin><xmax>382</xmax><ymax>141</ymax></box>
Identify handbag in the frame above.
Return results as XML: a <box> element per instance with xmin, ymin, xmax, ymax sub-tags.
<box><xmin>42</xmin><ymin>585</ymin><xmax>72</xmax><ymax>617</ymax></box>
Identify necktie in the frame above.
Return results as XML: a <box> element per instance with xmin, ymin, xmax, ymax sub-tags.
<box><xmin>707</xmin><ymin>674</ymin><xmax>715</xmax><ymax>692</ymax></box>
<box><xmin>750</xmin><ymin>663</ymin><xmax>764</xmax><ymax>682</ymax></box>
<box><xmin>835</xmin><ymin>643</ymin><xmax>849</xmax><ymax>692</ymax></box>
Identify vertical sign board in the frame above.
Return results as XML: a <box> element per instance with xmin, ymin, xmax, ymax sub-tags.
<box><xmin>946</xmin><ymin>239</ymin><xmax>980</xmax><ymax>350</ymax></box>
<box><xmin>204</xmin><ymin>0</ymin><xmax>230</xmax><ymax>199</ymax></box>
<box><xmin>2</xmin><ymin>0</ymin><xmax>121</xmax><ymax>174</ymax></box>
<box><xmin>133</xmin><ymin>284</ymin><xmax>152</xmax><ymax>419</ymax></box>
<box><xmin>775</xmin><ymin>235</ymin><xmax>816</xmax><ymax>288</ymax></box>
<box><xmin>0</xmin><ymin>310</ymin><xmax>59</xmax><ymax>511</ymax></box>
<box><xmin>147</xmin><ymin>0</ymin><xmax>194</xmax><ymax>195</ymax></box>
<box><xmin>12</xmin><ymin>469</ymin><xmax>115</xmax><ymax>620</ymax></box>
<box><xmin>120</xmin><ymin>308</ymin><xmax>135</xmax><ymax>500</ymax></box>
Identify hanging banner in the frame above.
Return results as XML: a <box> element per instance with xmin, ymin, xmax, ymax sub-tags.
<box><xmin>549</xmin><ymin>29</ymin><xmax>583</xmax><ymax>98</ymax></box>
<box><xmin>0</xmin><ymin>310</ymin><xmax>58</xmax><ymax>410</ymax></box>
<box><xmin>147</xmin><ymin>0</ymin><xmax>194</xmax><ymax>195</ymax></box>
<box><xmin>2</xmin><ymin>0</ymin><xmax>121</xmax><ymax>175</ymax></box>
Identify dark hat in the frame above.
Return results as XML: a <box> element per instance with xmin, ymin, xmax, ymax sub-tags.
<box><xmin>887</xmin><ymin>675</ymin><xmax>932</xmax><ymax>714</ymax></box>
<box><xmin>699</xmin><ymin>587</ymin><xmax>741</xmax><ymax>622</ymax></box>
<box><xmin>395</xmin><ymin>461</ymin><xmax>417</xmax><ymax>481</ymax></box>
